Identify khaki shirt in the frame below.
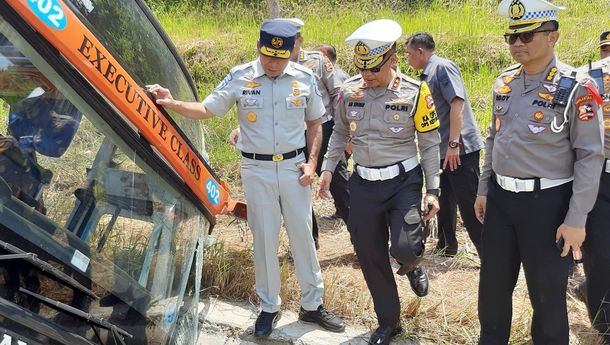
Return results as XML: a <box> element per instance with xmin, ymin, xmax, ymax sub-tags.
<box><xmin>203</xmin><ymin>59</ymin><xmax>325</xmax><ymax>154</ymax></box>
<box><xmin>578</xmin><ymin>57</ymin><xmax>610</xmax><ymax>158</ymax></box>
<box><xmin>322</xmin><ymin>71</ymin><xmax>441</xmax><ymax>190</ymax></box>
<box><xmin>478</xmin><ymin>57</ymin><xmax>605</xmax><ymax>228</ymax></box>
<box><xmin>298</xmin><ymin>50</ymin><xmax>342</xmax><ymax>123</ymax></box>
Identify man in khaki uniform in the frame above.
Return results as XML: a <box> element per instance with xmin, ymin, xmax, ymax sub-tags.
<box><xmin>319</xmin><ymin>19</ymin><xmax>441</xmax><ymax>345</ymax></box>
<box><xmin>148</xmin><ymin>19</ymin><xmax>344</xmax><ymax>338</ymax></box>
<box><xmin>230</xmin><ymin>18</ymin><xmax>349</xmax><ymax>249</ymax></box>
<box><xmin>474</xmin><ymin>1</ymin><xmax>605</xmax><ymax>343</ymax></box>
<box><xmin>578</xmin><ymin>40</ymin><xmax>610</xmax><ymax>344</ymax></box>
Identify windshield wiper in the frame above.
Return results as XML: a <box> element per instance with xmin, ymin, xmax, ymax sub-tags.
<box><xmin>0</xmin><ymin>240</ymin><xmax>98</xmax><ymax>299</ymax></box>
<box><xmin>19</xmin><ymin>288</ymin><xmax>133</xmax><ymax>343</ymax></box>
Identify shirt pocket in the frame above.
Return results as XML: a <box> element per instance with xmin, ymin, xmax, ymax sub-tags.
<box><xmin>524</xmin><ymin>109</ymin><xmax>556</xmax><ymax>141</ymax></box>
<box><xmin>345</xmin><ymin>107</ymin><xmax>364</xmax><ymax>135</ymax></box>
<box><xmin>380</xmin><ymin>110</ymin><xmax>410</xmax><ymax>138</ymax></box>
<box><xmin>286</xmin><ymin>96</ymin><xmax>307</xmax><ymax>110</ymax></box>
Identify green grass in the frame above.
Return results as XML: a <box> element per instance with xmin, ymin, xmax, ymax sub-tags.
<box><xmin>151</xmin><ymin>0</ymin><xmax>609</xmax><ymax>167</ymax></box>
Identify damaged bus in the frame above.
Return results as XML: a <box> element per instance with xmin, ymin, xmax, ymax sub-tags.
<box><xmin>0</xmin><ymin>0</ymin><xmax>241</xmax><ymax>344</ymax></box>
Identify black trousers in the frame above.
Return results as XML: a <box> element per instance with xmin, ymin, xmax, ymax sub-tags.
<box><xmin>478</xmin><ymin>178</ymin><xmax>573</xmax><ymax>345</ymax></box>
<box><xmin>437</xmin><ymin>150</ymin><xmax>483</xmax><ymax>254</ymax></box>
<box><xmin>583</xmin><ymin>169</ymin><xmax>610</xmax><ymax>344</ymax></box>
<box><xmin>349</xmin><ymin>165</ymin><xmax>425</xmax><ymax>327</ymax></box>
<box><xmin>309</xmin><ymin>120</ymin><xmax>350</xmax><ymax>246</ymax></box>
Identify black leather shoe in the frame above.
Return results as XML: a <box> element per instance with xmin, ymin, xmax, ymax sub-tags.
<box><xmin>369</xmin><ymin>325</ymin><xmax>403</xmax><ymax>345</ymax></box>
<box><xmin>406</xmin><ymin>267</ymin><xmax>429</xmax><ymax>297</ymax></box>
<box><xmin>254</xmin><ymin>311</ymin><xmax>281</xmax><ymax>337</ymax></box>
<box><xmin>299</xmin><ymin>305</ymin><xmax>345</xmax><ymax>332</ymax></box>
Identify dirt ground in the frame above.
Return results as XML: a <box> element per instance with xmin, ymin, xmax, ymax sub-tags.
<box><xmin>205</xmin><ymin>184</ymin><xmax>601</xmax><ymax>345</ymax></box>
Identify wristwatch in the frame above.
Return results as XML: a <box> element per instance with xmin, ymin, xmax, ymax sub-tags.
<box><xmin>426</xmin><ymin>189</ymin><xmax>440</xmax><ymax>197</ymax></box>
<box><xmin>448</xmin><ymin>140</ymin><xmax>461</xmax><ymax>149</ymax></box>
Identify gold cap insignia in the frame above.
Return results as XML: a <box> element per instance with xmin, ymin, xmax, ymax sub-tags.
<box><xmin>509</xmin><ymin>0</ymin><xmax>525</xmax><ymax>20</ymax></box>
<box><xmin>271</xmin><ymin>37</ymin><xmax>283</xmax><ymax>48</ymax></box>
<box><xmin>355</xmin><ymin>41</ymin><xmax>370</xmax><ymax>56</ymax></box>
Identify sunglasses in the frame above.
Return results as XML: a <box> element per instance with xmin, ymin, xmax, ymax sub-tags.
<box><xmin>358</xmin><ymin>53</ymin><xmax>392</xmax><ymax>73</ymax></box>
<box><xmin>504</xmin><ymin>30</ymin><xmax>554</xmax><ymax>45</ymax></box>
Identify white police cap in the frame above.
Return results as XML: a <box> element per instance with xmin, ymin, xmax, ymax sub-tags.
<box><xmin>345</xmin><ymin>19</ymin><xmax>402</xmax><ymax>70</ymax></box>
<box><xmin>499</xmin><ymin>0</ymin><xmax>565</xmax><ymax>34</ymax></box>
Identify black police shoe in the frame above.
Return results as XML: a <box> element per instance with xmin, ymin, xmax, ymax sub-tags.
<box><xmin>406</xmin><ymin>267</ymin><xmax>429</xmax><ymax>297</ymax></box>
<box><xmin>299</xmin><ymin>305</ymin><xmax>345</xmax><ymax>332</ymax></box>
<box><xmin>254</xmin><ymin>310</ymin><xmax>281</xmax><ymax>337</ymax></box>
<box><xmin>369</xmin><ymin>324</ymin><xmax>403</xmax><ymax>345</ymax></box>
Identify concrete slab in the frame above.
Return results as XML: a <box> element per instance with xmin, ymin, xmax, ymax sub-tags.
<box><xmin>198</xmin><ymin>298</ymin><xmax>422</xmax><ymax>345</ymax></box>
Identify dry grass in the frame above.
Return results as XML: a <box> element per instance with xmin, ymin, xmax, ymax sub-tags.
<box><xmin>202</xmin><ymin>182</ymin><xmax>604</xmax><ymax>345</ymax></box>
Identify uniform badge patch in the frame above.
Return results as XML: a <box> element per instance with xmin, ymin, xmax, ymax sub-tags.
<box><xmin>244</xmin><ymin>81</ymin><xmax>261</xmax><ymax>89</ymax></box>
<box><xmin>413</xmin><ymin>82</ymin><xmax>439</xmax><ymax>132</ymax></box>
<box><xmin>349</xmin><ymin>111</ymin><xmax>359</xmax><ymax>118</ymax></box>
<box><xmin>247</xmin><ymin>112</ymin><xmax>257</xmax><ymax>122</ymax></box>
<box><xmin>604</xmin><ymin>116</ymin><xmax>610</xmax><ymax>130</ymax></box>
<box><xmin>604</xmin><ymin>73</ymin><xmax>610</xmax><ymax>93</ymax></box>
<box><xmin>393</xmin><ymin>113</ymin><xmax>400</xmax><ymax>121</ymax></box>
<box><xmin>350</xmin><ymin>121</ymin><xmax>357</xmax><ymax>131</ymax></box>
<box><xmin>541</xmin><ymin>83</ymin><xmax>557</xmax><ymax>93</ymax></box>
<box><xmin>575</xmin><ymin>94</ymin><xmax>594</xmax><ymax>106</ymax></box>
<box><xmin>495</xmin><ymin>117</ymin><xmax>501</xmax><ymax>133</ymax></box>
<box><xmin>545</xmin><ymin>67</ymin><xmax>557</xmax><ymax>81</ymax></box>
<box><xmin>538</xmin><ymin>92</ymin><xmax>554</xmax><ymax>102</ymax></box>
<box><xmin>243</xmin><ymin>98</ymin><xmax>260</xmax><ymax>108</ymax></box>
<box><xmin>528</xmin><ymin>124</ymin><xmax>546</xmax><ymax>134</ymax></box>
<box><xmin>494</xmin><ymin>105</ymin><xmax>504</xmax><ymax>113</ymax></box>
<box><xmin>496</xmin><ymin>85</ymin><xmax>512</xmax><ymax>94</ymax></box>
<box><xmin>291</xmin><ymin>80</ymin><xmax>299</xmax><ymax>88</ymax></box>
<box><xmin>533</xmin><ymin>111</ymin><xmax>545</xmax><ymax>121</ymax></box>
<box><xmin>502</xmin><ymin>76</ymin><xmax>515</xmax><ymax>84</ymax></box>
<box><xmin>293</xmin><ymin>88</ymin><xmax>301</xmax><ymax>96</ymax></box>
<box><xmin>290</xmin><ymin>98</ymin><xmax>304</xmax><ymax>107</ymax></box>
<box><xmin>350</xmin><ymin>92</ymin><xmax>364</xmax><ymax>100</ymax></box>
<box><xmin>389</xmin><ymin>127</ymin><xmax>404</xmax><ymax>134</ymax></box>
<box><xmin>303</xmin><ymin>61</ymin><xmax>316</xmax><ymax>69</ymax></box>
<box><xmin>578</xmin><ymin>103</ymin><xmax>595</xmax><ymax>121</ymax></box>
<box><xmin>603</xmin><ymin>103</ymin><xmax>610</xmax><ymax>115</ymax></box>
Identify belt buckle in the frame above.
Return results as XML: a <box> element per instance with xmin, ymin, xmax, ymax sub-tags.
<box><xmin>272</xmin><ymin>154</ymin><xmax>284</xmax><ymax>162</ymax></box>
<box><xmin>369</xmin><ymin>169</ymin><xmax>381</xmax><ymax>181</ymax></box>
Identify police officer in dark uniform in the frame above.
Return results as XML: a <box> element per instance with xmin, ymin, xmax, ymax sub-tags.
<box><xmin>578</xmin><ymin>36</ymin><xmax>610</xmax><ymax>344</ymax></box>
<box><xmin>319</xmin><ymin>19</ymin><xmax>441</xmax><ymax>345</ymax></box>
<box><xmin>474</xmin><ymin>1</ymin><xmax>605</xmax><ymax>344</ymax></box>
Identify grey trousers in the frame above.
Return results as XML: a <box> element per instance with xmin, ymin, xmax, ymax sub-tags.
<box><xmin>240</xmin><ymin>154</ymin><xmax>324</xmax><ymax>313</ymax></box>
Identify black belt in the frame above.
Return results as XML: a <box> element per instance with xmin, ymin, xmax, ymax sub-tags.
<box><xmin>241</xmin><ymin>148</ymin><xmax>305</xmax><ymax>161</ymax></box>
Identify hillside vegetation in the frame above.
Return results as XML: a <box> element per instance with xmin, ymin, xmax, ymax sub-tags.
<box><xmin>149</xmin><ymin>0</ymin><xmax>609</xmax><ymax>168</ymax></box>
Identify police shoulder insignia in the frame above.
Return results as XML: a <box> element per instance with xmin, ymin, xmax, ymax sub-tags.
<box><xmin>413</xmin><ymin>82</ymin><xmax>439</xmax><ymax>133</ymax></box>
<box><xmin>216</xmin><ymin>72</ymin><xmax>233</xmax><ymax>90</ymax></box>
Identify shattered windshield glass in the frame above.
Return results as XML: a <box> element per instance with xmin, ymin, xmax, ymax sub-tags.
<box><xmin>0</xmin><ymin>14</ymin><xmax>206</xmax><ymax>345</ymax></box>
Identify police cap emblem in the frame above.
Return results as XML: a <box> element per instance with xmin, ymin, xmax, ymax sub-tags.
<box><xmin>509</xmin><ymin>0</ymin><xmax>525</xmax><ymax>20</ymax></box>
<box><xmin>271</xmin><ymin>37</ymin><xmax>283</xmax><ymax>48</ymax></box>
